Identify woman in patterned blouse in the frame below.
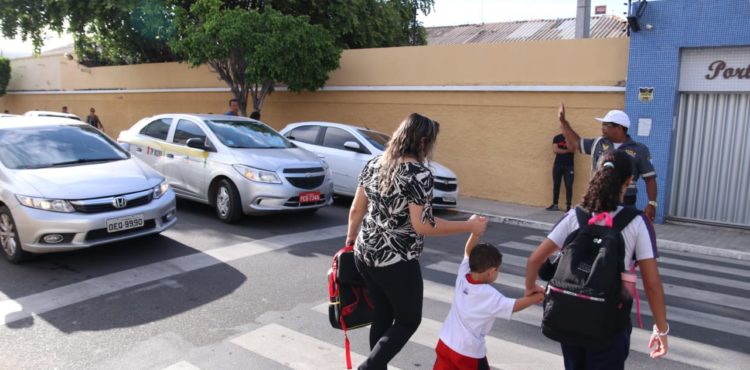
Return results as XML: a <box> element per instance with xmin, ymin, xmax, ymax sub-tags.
<box><xmin>346</xmin><ymin>113</ymin><xmax>488</xmax><ymax>369</ymax></box>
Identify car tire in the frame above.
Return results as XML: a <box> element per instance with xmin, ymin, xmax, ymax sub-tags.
<box><xmin>214</xmin><ymin>179</ymin><xmax>243</xmax><ymax>223</ymax></box>
<box><xmin>0</xmin><ymin>206</ymin><xmax>29</xmax><ymax>264</ymax></box>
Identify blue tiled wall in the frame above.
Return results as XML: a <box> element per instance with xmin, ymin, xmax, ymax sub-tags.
<box><xmin>625</xmin><ymin>0</ymin><xmax>750</xmax><ymax>223</ymax></box>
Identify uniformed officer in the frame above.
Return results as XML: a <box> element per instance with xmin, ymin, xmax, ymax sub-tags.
<box><xmin>557</xmin><ymin>103</ymin><xmax>657</xmax><ymax>221</ymax></box>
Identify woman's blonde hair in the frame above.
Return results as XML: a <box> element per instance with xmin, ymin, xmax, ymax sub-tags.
<box><xmin>377</xmin><ymin>113</ymin><xmax>439</xmax><ymax>193</ymax></box>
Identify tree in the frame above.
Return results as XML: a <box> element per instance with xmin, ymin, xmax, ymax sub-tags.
<box><xmin>170</xmin><ymin>0</ymin><xmax>341</xmax><ymax>116</ymax></box>
<box><xmin>0</xmin><ymin>0</ymin><xmax>432</xmax><ymax>65</ymax></box>
<box><xmin>0</xmin><ymin>57</ymin><xmax>10</xmax><ymax>97</ymax></box>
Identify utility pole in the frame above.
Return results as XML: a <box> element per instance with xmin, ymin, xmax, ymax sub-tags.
<box><xmin>575</xmin><ymin>0</ymin><xmax>591</xmax><ymax>39</ymax></box>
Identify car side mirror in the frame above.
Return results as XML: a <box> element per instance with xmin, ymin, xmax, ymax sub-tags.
<box><xmin>343</xmin><ymin>141</ymin><xmax>362</xmax><ymax>152</ymax></box>
<box><xmin>186</xmin><ymin>138</ymin><xmax>207</xmax><ymax>150</ymax></box>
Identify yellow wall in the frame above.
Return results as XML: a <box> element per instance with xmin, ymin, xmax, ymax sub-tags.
<box><xmin>0</xmin><ymin>38</ymin><xmax>628</xmax><ymax>207</ymax></box>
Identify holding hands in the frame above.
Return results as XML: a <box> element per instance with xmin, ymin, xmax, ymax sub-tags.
<box><xmin>467</xmin><ymin>214</ymin><xmax>488</xmax><ymax>236</ymax></box>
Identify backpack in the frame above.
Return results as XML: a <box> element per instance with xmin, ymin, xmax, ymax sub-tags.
<box><xmin>541</xmin><ymin>206</ymin><xmax>642</xmax><ymax>350</ymax></box>
<box><xmin>328</xmin><ymin>244</ymin><xmax>374</xmax><ymax>369</ymax></box>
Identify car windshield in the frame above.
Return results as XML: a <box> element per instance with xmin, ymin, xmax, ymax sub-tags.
<box><xmin>206</xmin><ymin>120</ymin><xmax>292</xmax><ymax>149</ymax></box>
<box><xmin>0</xmin><ymin>125</ymin><xmax>129</xmax><ymax>169</ymax></box>
<box><xmin>358</xmin><ymin>129</ymin><xmax>390</xmax><ymax>151</ymax></box>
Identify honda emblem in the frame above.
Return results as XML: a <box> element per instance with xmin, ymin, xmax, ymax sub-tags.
<box><xmin>112</xmin><ymin>197</ymin><xmax>127</xmax><ymax>209</ymax></box>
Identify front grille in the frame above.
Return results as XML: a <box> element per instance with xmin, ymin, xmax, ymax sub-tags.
<box><xmin>434</xmin><ymin>176</ymin><xmax>457</xmax><ymax>192</ymax></box>
<box><xmin>283</xmin><ymin>167</ymin><xmax>325</xmax><ymax>174</ymax></box>
<box><xmin>286</xmin><ymin>176</ymin><xmax>325</xmax><ymax>189</ymax></box>
<box><xmin>284</xmin><ymin>194</ymin><xmax>327</xmax><ymax>207</ymax></box>
<box><xmin>85</xmin><ymin>219</ymin><xmax>156</xmax><ymax>241</ymax></box>
<box><xmin>432</xmin><ymin>197</ymin><xmax>457</xmax><ymax>206</ymax></box>
<box><xmin>71</xmin><ymin>190</ymin><xmax>153</xmax><ymax>214</ymax></box>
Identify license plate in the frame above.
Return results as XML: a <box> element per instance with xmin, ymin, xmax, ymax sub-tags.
<box><xmin>442</xmin><ymin>196</ymin><xmax>456</xmax><ymax>203</ymax></box>
<box><xmin>299</xmin><ymin>191</ymin><xmax>321</xmax><ymax>204</ymax></box>
<box><xmin>106</xmin><ymin>214</ymin><xmax>145</xmax><ymax>233</ymax></box>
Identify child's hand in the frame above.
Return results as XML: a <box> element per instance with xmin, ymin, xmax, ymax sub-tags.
<box><xmin>533</xmin><ymin>292</ymin><xmax>545</xmax><ymax>304</ymax></box>
<box><xmin>468</xmin><ymin>214</ymin><xmax>488</xmax><ymax>236</ymax></box>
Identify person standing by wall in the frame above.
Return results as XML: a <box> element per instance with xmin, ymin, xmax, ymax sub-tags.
<box><xmin>546</xmin><ymin>132</ymin><xmax>575</xmax><ymax>212</ymax></box>
<box><xmin>558</xmin><ymin>103</ymin><xmax>657</xmax><ymax>221</ymax></box>
<box><xmin>61</xmin><ymin>106</ymin><xmax>69</xmax><ymax>114</ymax></box>
<box><xmin>225</xmin><ymin>99</ymin><xmax>240</xmax><ymax>116</ymax></box>
<box><xmin>346</xmin><ymin>113</ymin><xmax>487</xmax><ymax>370</ymax></box>
<box><xmin>86</xmin><ymin>107</ymin><xmax>103</xmax><ymax>130</ymax></box>
<box><xmin>525</xmin><ymin>150</ymin><xmax>668</xmax><ymax>369</ymax></box>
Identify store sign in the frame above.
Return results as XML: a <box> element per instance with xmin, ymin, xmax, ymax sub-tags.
<box><xmin>679</xmin><ymin>47</ymin><xmax>750</xmax><ymax>92</ymax></box>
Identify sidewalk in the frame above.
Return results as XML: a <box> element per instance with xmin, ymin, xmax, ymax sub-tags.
<box><xmin>455</xmin><ymin>196</ymin><xmax>750</xmax><ymax>261</ymax></box>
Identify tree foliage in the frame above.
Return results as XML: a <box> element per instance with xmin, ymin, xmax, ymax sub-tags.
<box><xmin>0</xmin><ymin>0</ymin><xmax>432</xmax><ymax>65</ymax></box>
<box><xmin>171</xmin><ymin>0</ymin><xmax>341</xmax><ymax>115</ymax></box>
<box><xmin>0</xmin><ymin>57</ymin><xmax>10</xmax><ymax>96</ymax></box>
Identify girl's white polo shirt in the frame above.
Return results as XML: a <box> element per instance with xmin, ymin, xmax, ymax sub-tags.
<box><xmin>438</xmin><ymin>257</ymin><xmax>516</xmax><ymax>359</ymax></box>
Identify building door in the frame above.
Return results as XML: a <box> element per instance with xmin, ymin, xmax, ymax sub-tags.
<box><xmin>669</xmin><ymin>92</ymin><xmax>750</xmax><ymax>227</ymax></box>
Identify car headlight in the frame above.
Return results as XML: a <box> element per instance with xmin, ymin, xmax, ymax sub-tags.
<box><xmin>233</xmin><ymin>164</ymin><xmax>282</xmax><ymax>184</ymax></box>
<box><xmin>15</xmin><ymin>195</ymin><xmax>75</xmax><ymax>213</ymax></box>
<box><xmin>152</xmin><ymin>180</ymin><xmax>170</xmax><ymax>198</ymax></box>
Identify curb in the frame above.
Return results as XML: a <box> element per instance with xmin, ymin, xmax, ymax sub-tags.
<box><xmin>457</xmin><ymin>209</ymin><xmax>750</xmax><ymax>261</ymax></box>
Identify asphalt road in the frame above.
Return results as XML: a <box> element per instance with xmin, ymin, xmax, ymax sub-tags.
<box><xmin>0</xmin><ymin>198</ymin><xmax>747</xmax><ymax>370</ymax></box>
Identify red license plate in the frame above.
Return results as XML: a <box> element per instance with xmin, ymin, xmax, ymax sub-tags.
<box><xmin>299</xmin><ymin>191</ymin><xmax>321</xmax><ymax>203</ymax></box>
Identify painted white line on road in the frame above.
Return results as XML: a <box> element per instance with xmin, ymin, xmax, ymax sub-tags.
<box><xmin>500</xmin><ymin>241</ymin><xmax>750</xmax><ymax>289</ymax></box>
<box><xmin>524</xmin><ymin>235</ymin><xmax>546</xmax><ymax>243</ymax></box>
<box><xmin>414</xmin><ymin>317</ymin><xmax>563</xmax><ymax>370</ymax></box>
<box><xmin>231</xmin><ymin>323</ymin><xmax>401</xmax><ymax>370</ymax></box>
<box><xmin>310</xmin><ymin>303</ymin><xmax>561</xmax><ymax>370</ymax></box>
<box><xmin>0</xmin><ymin>225</ymin><xmax>347</xmax><ymax>326</ymax></box>
<box><xmin>426</xmin><ymin>260</ymin><xmax>750</xmax><ymax>338</ymax></box>
<box><xmin>162</xmin><ymin>361</ymin><xmax>202</xmax><ymax>370</ymax></box>
<box><xmin>420</xmin><ymin>273</ymin><xmax>750</xmax><ymax>370</ymax></box>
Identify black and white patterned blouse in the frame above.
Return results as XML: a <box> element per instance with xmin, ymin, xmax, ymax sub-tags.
<box><xmin>354</xmin><ymin>156</ymin><xmax>436</xmax><ymax>267</ymax></box>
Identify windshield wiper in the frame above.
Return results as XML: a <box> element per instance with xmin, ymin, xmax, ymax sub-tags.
<box><xmin>47</xmin><ymin>158</ymin><xmax>125</xmax><ymax>167</ymax></box>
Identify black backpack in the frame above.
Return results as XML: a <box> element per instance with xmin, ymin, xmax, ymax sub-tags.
<box><xmin>541</xmin><ymin>206</ymin><xmax>641</xmax><ymax>350</ymax></box>
<box><xmin>328</xmin><ymin>244</ymin><xmax>374</xmax><ymax>369</ymax></box>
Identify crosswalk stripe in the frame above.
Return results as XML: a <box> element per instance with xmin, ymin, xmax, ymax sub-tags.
<box><xmin>162</xmin><ymin>361</ymin><xmax>202</xmax><ymax>370</ymax></box>
<box><xmin>506</xmin><ymin>240</ymin><xmax>750</xmax><ymax>278</ymax></box>
<box><xmin>425</xmin><ymin>261</ymin><xmax>750</xmax><ymax>338</ymax></box>
<box><xmin>413</xmin><ymin>318</ymin><xmax>564</xmax><ymax>370</ymax></box>
<box><xmin>495</xmin><ymin>245</ymin><xmax>750</xmax><ymax>291</ymax></box>
<box><xmin>524</xmin><ymin>235</ymin><xmax>546</xmax><ymax>243</ymax></box>
<box><xmin>422</xmin><ymin>264</ymin><xmax>750</xmax><ymax>370</ymax></box>
<box><xmin>0</xmin><ymin>225</ymin><xmax>347</xmax><ymax>327</ymax></box>
<box><xmin>230</xmin><ymin>323</ymin><xmax>401</xmax><ymax>370</ymax></box>
<box><xmin>310</xmin><ymin>303</ymin><xmax>563</xmax><ymax>370</ymax></box>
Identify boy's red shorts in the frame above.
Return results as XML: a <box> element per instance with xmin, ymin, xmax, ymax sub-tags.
<box><xmin>434</xmin><ymin>339</ymin><xmax>490</xmax><ymax>370</ymax></box>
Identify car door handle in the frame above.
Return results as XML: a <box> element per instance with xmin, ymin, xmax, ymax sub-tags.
<box><xmin>166</xmin><ymin>153</ymin><xmax>174</xmax><ymax>159</ymax></box>
<box><xmin>316</xmin><ymin>154</ymin><xmax>325</xmax><ymax>158</ymax></box>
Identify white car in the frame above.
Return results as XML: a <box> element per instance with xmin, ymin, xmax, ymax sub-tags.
<box><xmin>118</xmin><ymin>114</ymin><xmax>334</xmax><ymax>223</ymax></box>
<box><xmin>0</xmin><ymin>116</ymin><xmax>176</xmax><ymax>263</ymax></box>
<box><xmin>280</xmin><ymin>121</ymin><xmax>459</xmax><ymax>208</ymax></box>
<box><xmin>24</xmin><ymin>110</ymin><xmax>82</xmax><ymax>121</ymax></box>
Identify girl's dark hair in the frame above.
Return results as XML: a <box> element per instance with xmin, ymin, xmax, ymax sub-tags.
<box><xmin>469</xmin><ymin>243</ymin><xmax>503</xmax><ymax>273</ymax></box>
<box><xmin>581</xmin><ymin>150</ymin><xmax>634</xmax><ymax>213</ymax></box>
<box><xmin>377</xmin><ymin>113</ymin><xmax>439</xmax><ymax>193</ymax></box>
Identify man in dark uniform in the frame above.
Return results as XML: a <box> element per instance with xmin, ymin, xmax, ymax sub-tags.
<box><xmin>558</xmin><ymin>103</ymin><xmax>658</xmax><ymax>221</ymax></box>
<box><xmin>546</xmin><ymin>132</ymin><xmax>574</xmax><ymax>212</ymax></box>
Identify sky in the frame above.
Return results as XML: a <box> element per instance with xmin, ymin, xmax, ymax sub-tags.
<box><xmin>0</xmin><ymin>0</ymin><xmax>629</xmax><ymax>59</ymax></box>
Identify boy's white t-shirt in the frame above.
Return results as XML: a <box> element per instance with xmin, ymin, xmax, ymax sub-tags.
<box><xmin>547</xmin><ymin>206</ymin><xmax>659</xmax><ymax>269</ymax></box>
<box><xmin>438</xmin><ymin>257</ymin><xmax>516</xmax><ymax>359</ymax></box>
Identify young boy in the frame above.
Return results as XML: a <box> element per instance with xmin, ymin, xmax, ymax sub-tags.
<box><xmin>435</xmin><ymin>230</ymin><xmax>545</xmax><ymax>370</ymax></box>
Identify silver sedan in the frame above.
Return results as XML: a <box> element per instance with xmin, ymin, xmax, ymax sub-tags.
<box><xmin>117</xmin><ymin>114</ymin><xmax>334</xmax><ymax>223</ymax></box>
<box><xmin>0</xmin><ymin>117</ymin><xmax>177</xmax><ymax>263</ymax></box>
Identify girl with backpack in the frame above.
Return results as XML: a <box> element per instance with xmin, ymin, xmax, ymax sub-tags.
<box><xmin>346</xmin><ymin>113</ymin><xmax>487</xmax><ymax>369</ymax></box>
<box><xmin>524</xmin><ymin>150</ymin><xmax>668</xmax><ymax>369</ymax></box>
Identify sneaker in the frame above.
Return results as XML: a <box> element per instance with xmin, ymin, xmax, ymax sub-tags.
<box><xmin>545</xmin><ymin>204</ymin><xmax>559</xmax><ymax>211</ymax></box>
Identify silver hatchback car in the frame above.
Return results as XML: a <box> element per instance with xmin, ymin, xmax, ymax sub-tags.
<box><xmin>117</xmin><ymin>114</ymin><xmax>334</xmax><ymax>223</ymax></box>
<box><xmin>0</xmin><ymin>117</ymin><xmax>177</xmax><ymax>263</ymax></box>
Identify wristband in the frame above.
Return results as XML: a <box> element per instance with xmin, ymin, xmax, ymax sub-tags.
<box><xmin>652</xmin><ymin>323</ymin><xmax>669</xmax><ymax>336</ymax></box>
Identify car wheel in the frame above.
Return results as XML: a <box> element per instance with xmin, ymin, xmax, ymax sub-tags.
<box><xmin>0</xmin><ymin>206</ymin><xmax>28</xmax><ymax>263</ymax></box>
<box><xmin>215</xmin><ymin>179</ymin><xmax>243</xmax><ymax>223</ymax></box>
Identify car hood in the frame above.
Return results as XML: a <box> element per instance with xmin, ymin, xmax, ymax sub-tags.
<box><xmin>15</xmin><ymin>158</ymin><xmax>162</xmax><ymax>199</ymax></box>
<box><xmin>428</xmin><ymin>161</ymin><xmax>456</xmax><ymax>178</ymax></box>
<box><xmin>230</xmin><ymin>147</ymin><xmax>324</xmax><ymax>171</ymax></box>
